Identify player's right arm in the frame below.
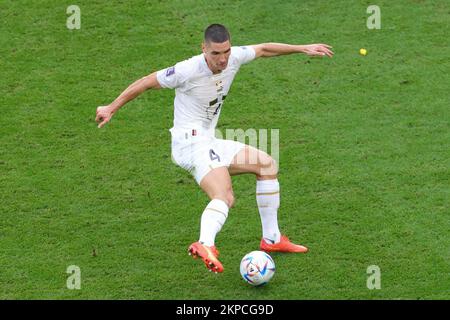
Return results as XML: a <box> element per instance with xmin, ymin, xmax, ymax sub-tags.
<box><xmin>96</xmin><ymin>71</ymin><xmax>161</xmax><ymax>128</ymax></box>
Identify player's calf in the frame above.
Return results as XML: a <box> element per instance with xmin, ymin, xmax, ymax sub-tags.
<box><xmin>200</xmin><ymin>167</ymin><xmax>235</xmax><ymax>207</ymax></box>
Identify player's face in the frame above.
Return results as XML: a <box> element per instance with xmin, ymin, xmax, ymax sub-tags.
<box><xmin>202</xmin><ymin>40</ymin><xmax>231</xmax><ymax>73</ymax></box>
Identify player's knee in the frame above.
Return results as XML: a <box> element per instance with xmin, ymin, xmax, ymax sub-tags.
<box><xmin>218</xmin><ymin>191</ymin><xmax>234</xmax><ymax>208</ymax></box>
<box><xmin>226</xmin><ymin>192</ymin><xmax>235</xmax><ymax>208</ymax></box>
<box><xmin>213</xmin><ymin>190</ymin><xmax>235</xmax><ymax>208</ymax></box>
<box><xmin>258</xmin><ymin>153</ymin><xmax>278</xmax><ymax>177</ymax></box>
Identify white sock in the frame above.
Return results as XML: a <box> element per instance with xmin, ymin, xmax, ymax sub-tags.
<box><xmin>199</xmin><ymin>199</ymin><xmax>229</xmax><ymax>247</ymax></box>
<box><xmin>256</xmin><ymin>179</ymin><xmax>281</xmax><ymax>244</ymax></box>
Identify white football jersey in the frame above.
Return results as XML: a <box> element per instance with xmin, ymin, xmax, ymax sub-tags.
<box><xmin>156</xmin><ymin>46</ymin><xmax>256</xmax><ymax>131</ymax></box>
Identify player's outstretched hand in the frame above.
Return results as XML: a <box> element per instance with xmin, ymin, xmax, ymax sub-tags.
<box><xmin>302</xmin><ymin>44</ymin><xmax>334</xmax><ymax>58</ymax></box>
<box><xmin>95</xmin><ymin>105</ymin><xmax>115</xmax><ymax>128</ymax></box>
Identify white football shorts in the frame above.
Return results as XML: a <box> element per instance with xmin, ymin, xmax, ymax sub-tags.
<box><xmin>170</xmin><ymin>128</ymin><xmax>246</xmax><ymax>184</ymax></box>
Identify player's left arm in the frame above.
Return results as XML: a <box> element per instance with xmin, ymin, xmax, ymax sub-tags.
<box><xmin>251</xmin><ymin>43</ymin><xmax>334</xmax><ymax>59</ymax></box>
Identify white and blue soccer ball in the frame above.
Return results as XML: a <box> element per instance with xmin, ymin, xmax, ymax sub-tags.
<box><xmin>240</xmin><ymin>251</ymin><xmax>275</xmax><ymax>286</ymax></box>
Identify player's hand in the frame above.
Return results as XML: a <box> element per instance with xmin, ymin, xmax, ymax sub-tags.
<box><xmin>95</xmin><ymin>105</ymin><xmax>115</xmax><ymax>128</ymax></box>
<box><xmin>302</xmin><ymin>44</ymin><xmax>334</xmax><ymax>58</ymax></box>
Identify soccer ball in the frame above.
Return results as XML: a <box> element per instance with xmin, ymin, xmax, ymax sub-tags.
<box><xmin>240</xmin><ymin>251</ymin><xmax>275</xmax><ymax>286</ymax></box>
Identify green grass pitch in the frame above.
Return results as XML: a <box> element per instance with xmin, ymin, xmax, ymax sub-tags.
<box><xmin>0</xmin><ymin>0</ymin><xmax>449</xmax><ymax>299</ymax></box>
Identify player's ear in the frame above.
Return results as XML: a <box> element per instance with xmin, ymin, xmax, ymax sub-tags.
<box><xmin>202</xmin><ymin>42</ymin><xmax>207</xmax><ymax>53</ymax></box>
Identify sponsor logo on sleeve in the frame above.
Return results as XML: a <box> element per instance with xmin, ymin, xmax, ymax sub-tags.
<box><xmin>166</xmin><ymin>67</ymin><xmax>175</xmax><ymax>77</ymax></box>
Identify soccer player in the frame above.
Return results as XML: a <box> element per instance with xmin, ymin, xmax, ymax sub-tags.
<box><xmin>96</xmin><ymin>24</ymin><xmax>333</xmax><ymax>273</ymax></box>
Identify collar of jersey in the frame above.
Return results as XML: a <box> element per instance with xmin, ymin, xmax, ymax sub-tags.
<box><xmin>201</xmin><ymin>54</ymin><xmax>226</xmax><ymax>77</ymax></box>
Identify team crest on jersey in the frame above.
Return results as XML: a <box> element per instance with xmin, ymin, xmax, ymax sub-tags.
<box><xmin>166</xmin><ymin>67</ymin><xmax>175</xmax><ymax>77</ymax></box>
<box><xmin>215</xmin><ymin>80</ymin><xmax>223</xmax><ymax>92</ymax></box>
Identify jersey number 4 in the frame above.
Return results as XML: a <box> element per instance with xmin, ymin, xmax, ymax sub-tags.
<box><xmin>209</xmin><ymin>149</ymin><xmax>221</xmax><ymax>162</ymax></box>
<box><xmin>213</xmin><ymin>103</ymin><xmax>222</xmax><ymax>116</ymax></box>
<box><xmin>208</xmin><ymin>95</ymin><xmax>227</xmax><ymax>118</ymax></box>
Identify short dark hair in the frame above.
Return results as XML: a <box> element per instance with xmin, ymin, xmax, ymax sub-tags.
<box><xmin>204</xmin><ymin>24</ymin><xmax>230</xmax><ymax>44</ymax></box>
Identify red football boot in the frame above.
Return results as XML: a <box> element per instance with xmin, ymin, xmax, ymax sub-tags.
<box><xmin>188</xmin><ymin>242</ymin><xmax>224</xmax><ymax>273</ymax></box>
<box><xmin>260</xmin><ymin>235</ymin><xmax>308</xmax><ymax>253</ymax></box>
